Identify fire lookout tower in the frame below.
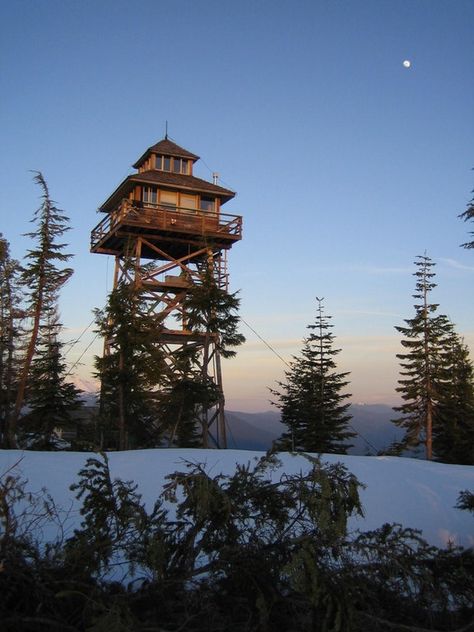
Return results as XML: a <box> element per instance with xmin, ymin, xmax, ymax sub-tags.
<box><xmin>90</xmin><ymin>137</ymin><xmax>242</xmax><ymax>447</ymax></box>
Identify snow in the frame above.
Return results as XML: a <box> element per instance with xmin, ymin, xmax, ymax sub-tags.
<box><xmin>1</xmin><ymin>449</ymin><xmax>473</xmax><ymax>549</ymax></box>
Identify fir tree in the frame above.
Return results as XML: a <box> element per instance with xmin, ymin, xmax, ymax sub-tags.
<box><xmin>0</xmin><ymin>235</ymin><xmax>24</xmax><ymax>447</ymax></box>
<box><xmin>393</xmin><ymin>255</ymin><xmax>455</xmax><ymax>460</ymax></box>
<box><xmin>9</xmin><ymin>173</ymin><xmax>73</xmax><ymax>447</ymax></box>
<box><xmin>20</xmin><ymin>309</ymin><xmax>83</xmax><ymax>449</ymax></box>
<box><xmin>272</xmin><ymin>298</ymin><xmax>354</xmax><ymax>453</ymax></box>
<box><xmin>459</xmin><ymin>182</ymin><xmax>474</xmax><ymax>249</ymax></box>
<box><xmin>182</xmin><ymin>264</ymin><xmax>245</xmax><ymax>360</ymax></box>
<box><xmin>434</xmin><ymin>333</ymin><xmax>474</xmax><ymax>464</ymax></box>
<box><xmin>95</xmin><ymin>258</ymin><xmax>244</xmax><ymax>450</ymax></box>
<box><xmin>166</xmin><ymin>262</ymin><xmax>245</xmax><ymax>446</ymax></box>
<box><xmin>94</xmin><ymin>273</ymin><xmax>167</xmax><ymax>450</ymax></box>
<box><xmin>157</xmin><ymin>376</ymin><xmax>214</xmax><ymax>448</ymax></box>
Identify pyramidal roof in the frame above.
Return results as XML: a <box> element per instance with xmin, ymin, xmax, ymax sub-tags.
<box><xmin>133</xmin><ymin>138</ymin><xmax>199</xmax><ymax>168</ymax></box>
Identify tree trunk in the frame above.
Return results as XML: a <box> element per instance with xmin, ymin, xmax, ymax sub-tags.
<box><xmin>426</xmin><ymin>397</ymin><xmax>433</xmax><ymax>460</ymax></box>
<box><xmin>118</xmin><ymin>351</ymin><xmax>126</xmax><ymax>450</ymax></box>
<box><xmin>214</xmin><ymin>351</ymin><xmax>226</xmax><ymax>448</ymax></box>
<box><xmin>423</xmin><ymin>276</ymin><xmax>433</xmax><ymax>460</ymax></box>
<box><xmin>8</xmin><ymin>296</ymin><xmax>43</xmax><ymax>448</ymax></box>
<box><xmin>0</xmin><ymin>271</ymin><xmax>16</xmax><ymax>447</ymax></box>
<box><xmin>168</xmin><ymin>399</ymin><xmax>184</xmax><ymax>447</ymax></box>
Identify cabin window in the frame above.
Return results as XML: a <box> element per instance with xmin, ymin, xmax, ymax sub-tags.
<box><xmin>142</xmin><ymin>186</ymin><xmax>157</xmax><ymax>204</ymax></box>
<box><xmin>160</xmin><ymin>190</ymin><xmax>177</xmax><ymax>207</ymax></box>
<box><xmin>200</xmin><ymin>196</ymin><xmax>215</xmax><ymax>212</ymax></box>
<box><xmin>180</xmin><ymin>194</ymin><xmax>197</xmax><ymax>210</ymax></box>
<box><xmin>154</xmin><ymin>155</ymin><xmax>190</xmax><ymax>174</ymax></box>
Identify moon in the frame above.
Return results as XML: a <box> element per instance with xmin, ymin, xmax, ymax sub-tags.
<box><xmin>403</xmin><ymin>60</ymin><xmax>411</xmax><ymax>68</ymax></box>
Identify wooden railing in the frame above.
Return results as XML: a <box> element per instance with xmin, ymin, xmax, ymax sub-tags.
<box><xmin>90</xmin><ymin>199</ymin><xmax>242</xmax><ymax>250</ymax></box>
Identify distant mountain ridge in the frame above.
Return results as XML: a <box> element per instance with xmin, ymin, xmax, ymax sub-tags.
<box><xmin>226</xmin><ymin>404</ymin><xmax>404</xmax><ymax>455</ymax></box>
<box><xmin>74</xmin><ymin>389</ymin><xmax>402</xmax><ymax>455</ymax></box>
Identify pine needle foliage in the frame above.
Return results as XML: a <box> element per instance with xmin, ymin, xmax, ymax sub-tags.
<box><xmin>94</xmin><ymin>272</ymin><xmax>167</xmax><ymax>450</ymax></box>
<box><xmin>0</xmin><ymin>235</ymin><xmax>24</xmax><ymax>447</ymax></box>
<box><xmin>181</xmin><ymin>265</ymin><xmax>245</xmax><ymax>360</ymax></box>
<box><xmin>10</xmin><ymin>173</ymin><xmax>73</xmax><ymax>447</ymax></box>
<box><xmin>157</xmin><ymin>262</ymin><xmax>245</xmax><ymax>447</ymax></box>
<box><xmin>393</xmin><ymin>255</ymin><xmax>474</xmax><ymax>461</ymax></box>
<box><xmin>434</xmin><ymin>334</ymin><xmax>474</xmax><ymax>465</ymax></box>
<box><xmin>156</xmin><ymin>376</ymin><xmax>216</xmax><ymax>447</ymax></box>
<box><xmin>65</xmin><ymin>452</ymin><xmax>168</xmax><ymax>578</ymax></box>
<box><xmin>459</xmin><ymin>181</ymin><xmax>474</xmax><ymax>249</ymax></box>
<box><xmin>1</xmin><ymin>452</ymin><xmax>472</xmax><ymax>631</ymax></box>
<box><xmin>20</xmin><ymin>310</ymin><xmax>83</xmax><ymax>449</ymax></box>
<box><xmin>456</xmin><ymin>490</ymin><xmax>474</xmax><ymax>514</ymax></box>
<box><xmin>272</xmin><ymin>298</ymin><xmax>354</xmax><ymax>453</ymax></box>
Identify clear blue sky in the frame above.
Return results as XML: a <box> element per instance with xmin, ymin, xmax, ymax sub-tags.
<box><xmin>1</xmin><ymin>0</ymin><xmax>473</xmax><ymax>411</ymax></box>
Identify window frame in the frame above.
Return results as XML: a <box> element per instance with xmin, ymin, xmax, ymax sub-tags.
<box><xmin>159</xmin><ymin>190</ymin><xmax>178</xmax><ymax>208</ymax></box>
<box><xmin>142</xmin><ymin>186</ymin><xmax>157</xmax><ymax>205</ymax></box>
<box><xmin>200</xmin><ymin>196</ymin><xmax>216</xmax><ymax>213</ymax></box>
<box><xmin>154</xmin><ymin>154</ymin><xmax>190</xmax><ymax>175</ymax></box>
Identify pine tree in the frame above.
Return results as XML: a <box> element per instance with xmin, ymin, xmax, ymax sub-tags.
<box><xmin>0</xmin><ymin>235</ymin><xmax>24</xmax><ymax>447</ymax></box>
<box><xmin>182</xmin><ymin>265</ymin><xmax>245</xmax><ymax>360</ymax></box>
<box><xmin>157</xmin><ymin>376</ymin><xmax>212</xmax><ymax>448</ymax></box>
<box><xmin>459</xmin><ymin>182</ymin><xmax>474</xmax><ymax>249</ymax></box>
<box><xmin>392</xmin><ymin>255</ymin><xmax>455</xmax><ymax>460</ymax></box>
<box><xmin>165</xmin><ymin>263</ymin><xmax>245</xmax><ymax>446</ymax></box>
<box><xmin>95</xmin><ymin>259</ymin><xmax>244</xmax><ymax>450</ymax></box>
<box><xmin>8</xmin><ymin>173</ymin><xmax>73</xmax><ymax>447</ymax></box>
<box><xmin>94</xmin><ymin>275</ymin><xmax>167</xmax><ymax>450</ymax></box>
<box><xmin>272</xmin><ymin>298</ymin><xmax>354</xmax><ymax>453</ymax></box>
<box><xmin>20</xmin><ymin>309</ymin><xmax>83</xmax><ymax>449</ymax></box>
<box><xmin>433</xmin><ymin>333</ymin><xmax>474</xmax><ymax>464</ymax></box>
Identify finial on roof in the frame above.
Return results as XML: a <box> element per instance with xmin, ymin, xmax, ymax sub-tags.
<box><xmin>165</xmin><ymin>120</ymin><xmax>168</xmax><ymax>140</ymax></box>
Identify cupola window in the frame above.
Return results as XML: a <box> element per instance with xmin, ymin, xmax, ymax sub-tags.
<box><xmin>155</xmin><ymin>154</ymin><xmax>189</xmax><ymax>175</ymax></box>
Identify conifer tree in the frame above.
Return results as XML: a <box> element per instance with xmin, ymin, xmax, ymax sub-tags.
<box><xmin>167</xmin><ymin>263</ymin><xmax>245</xmax><ymax>446</ymax></box>
<box><xmin>94</xmin><ymin>273</ymin><xmax>167</xmax><ymax>450</ymax></box>
<box><xmin>433</xmin><ymin>333</ymin><xmax>474</xmax><ymax>464</ymax></box>
<box><xmin>157</xmin><ymin>376</ymin><xmax>212</xmax><ymax>448</ymax></box>
<box><xmin>182</xmin><ymin>265</ymin><xmax>246</xmax><ymax>361</ymax></box>
<box><xmin>20</xmin><ymin>309</ymin><xmax>83</xmax><ymax>449</ymax></box>
<box><xmin>0</xmin><ymin>235</ymin><xmax>24</xmax><ymax>447</ymax></box>
<box><xmin>153</xmin><ymin>340</ymin><xmax>207</xmax><ymax>448</ymax></box>
<box><xmin>392</xmin><ymin>255</ymin><xmax>455</xmax><ymax>460</ymax></box>
<box><xmin>96</xmin><ymin>259</ymin><xmax>244</xmax><ymax>449</ymax></box>
<box><xmin>9</xmin><ymin>173</ymin><xmax>73</xmax><ymax>447</ymax></box>
<box><xmin>272</xmin><ymin>298</ymin><xmax>354</xmax><ymax>453</ymax></box>
<box><xmin>459</xmin><ymin>182</ymin><xmax>474</xmax><ymax>249</ymax></box>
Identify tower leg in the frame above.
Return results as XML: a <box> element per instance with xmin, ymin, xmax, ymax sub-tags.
<box><xmin>97</xmin><ymin>238</ymin><xmax>231</xmax><ymax>449</ymax></box>
<box><xmin>215</xmin><ymin>351</ymin><xmax>227</xmax><ymax>448</ymax></box>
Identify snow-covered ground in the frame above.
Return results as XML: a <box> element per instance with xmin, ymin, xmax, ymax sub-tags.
<box><xmin>1</xmin><ymin>449</ymin><xmax>473</xmax><ymax>549</ymax></box>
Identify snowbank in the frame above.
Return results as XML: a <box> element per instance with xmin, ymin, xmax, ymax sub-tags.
<box><xmin>1</xmin><ymin>449</ymin><xmax>472</xmax><ymax>549</ymax></box>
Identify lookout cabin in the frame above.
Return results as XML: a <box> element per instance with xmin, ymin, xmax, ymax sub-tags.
<box><xmin>90</xmin><ymin>137</ymin><xmax>242</xmax><ymax>260</ymax></box>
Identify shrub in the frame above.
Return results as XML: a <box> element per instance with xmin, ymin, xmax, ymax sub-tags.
<box><xmin>0</xmin><ymin>452</ymin><xmax>472</xmax><ymax>631</ymax></box>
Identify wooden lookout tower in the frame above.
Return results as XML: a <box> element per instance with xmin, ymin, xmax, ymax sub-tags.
<box><xmin>90</xmin><ymin>137</ymin><xmax>242</xmax><ymax>447</ymax></box>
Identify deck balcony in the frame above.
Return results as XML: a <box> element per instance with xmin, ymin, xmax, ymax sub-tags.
<box><xmin>90</xmin><ymin>199</ymin><xmax>242</xmax><ymax>257</ymax></box>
